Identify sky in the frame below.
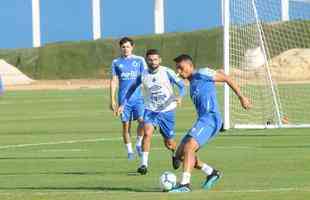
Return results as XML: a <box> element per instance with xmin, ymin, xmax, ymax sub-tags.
<box><xmin>0</xmin><ymin>0</ymin><xmax>221</xmax><ymax>49</ymax></box>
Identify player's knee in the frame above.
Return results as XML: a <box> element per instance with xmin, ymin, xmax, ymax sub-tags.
<box><xmin>164</xmin><ymin>139</ymin><xmax>175</xmax><ymax>150</ymax></box>
<box><xmin>184</xmin><ymin>138</ymin><xmax>199</xmax><ymax>152</ymax></box>
<box><xmin>143</xmin><ymin>130</ymin><xmax>153</xmax><ymax>140</ymax></box>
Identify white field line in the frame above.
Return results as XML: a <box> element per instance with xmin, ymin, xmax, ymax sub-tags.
<box><xmin>0</xmin><ymin>113</ymin><xmax>104</xmax><ymax>121</ymax></box>
<box><xmin>0</xmin><ymin>99</ymin><xmax>75</xmax><ymax>105</ymax></box>
<box><xmin>0</xmin><ymin>187</ymin><xmax>309</xmax><ymax>195</ymax></box>
<box><xmin>213</xmin><ymin>187</ymin><xmax>310</xmax><ymax>193</ymax></box>
<box><xmin>0</xmin><ymin>132</ymin><xmax>298</xmax><ymax>151</ymax></box>
<box><xmin>40</xmin><ymin>149</ymin><xmax>88</xmax><ymax>152</ymax></box>
<box><xmin>0</xmin><ymin>134</ymin><xmax>264</xmax><ymax>150</ymax></box>
<box><xmin>0</xmin><ymin>137</ymin><xmax>121</xmax><ymax>150</ymax></box>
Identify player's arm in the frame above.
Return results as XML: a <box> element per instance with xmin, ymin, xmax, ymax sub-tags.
<box><xmin>167</xmin><ymin>69</ymin><xmax>186</xmax><ymax>105</ymax></box>
<box><xmin>110</xmin><ymin>61</ymin><xmax>118</xmax><ymax>115</ymax></box>
<box><xmin>116</xmin><ymin>76</ymin><xmax>142</xmax><ymax>116</ymax></box>
<box><xmin>213</xmin><ymin>69</ymin><xmax>251</xmax><ymax>110</ymax></box>
<box><xmin>110</xmin><ymin>75</ymin><xmax>118</xmax><ymax>115</ymax></box>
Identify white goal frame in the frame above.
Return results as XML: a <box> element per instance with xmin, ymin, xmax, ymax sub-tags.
<box><xmin>222</xmin><ymin>0</ymin><xmax>310</xmax><ymax>129</ymax></box>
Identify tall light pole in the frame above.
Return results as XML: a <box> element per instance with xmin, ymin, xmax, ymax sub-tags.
<box><xmin>32</xmin><ymin>0</ymin><xmax>41</xmax><ymax>47</ymax></box>
<box><xmin>92</xmin><ymin>0</ymin><xmax>102</xmax><ymax>40</ymax></box>
<box><xmin>154</xmin><ymin>0</ymin><xmax>165</xmax><ymax>34</ymax></box>
<box><xmin>281</xmin><ymin>0</ymin><xmax>289</xmax><ymax>21</ymax></box>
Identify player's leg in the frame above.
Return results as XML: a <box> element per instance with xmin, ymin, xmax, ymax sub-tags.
<box><xmin>158</xmin><ymin>110</ymin><xmax>176</xmax><ymax>152</ymax></box>
<box><xmin>137</xmin><ymin>110</ymin><xmax>156</xmax><ymax>175</ymax></box>
<box><xmin>194</xmin><ymin>157</ymin><xmax>222</xmax><ymax>190</ymax></box>
<box><xmin>120</xmin><ymin>104</ymin><xmax>135</xmax><ymax>160</ymax></box>
<box><xmin>137</xmin><ymin>123</ymin><xmax>154</xmax><ymax>175</ymax></box>
<box><xmin>181</xmin><ymin>137</ymin><xmax>199</xmax><ymax>184</ymax></box>
<box><xmin>157</xmin><ymin>110</ymin><xmax>180</xmax><ymax>169</ymax></box>
<box><xmin>172</xmin><ymin>141</ymin><xmax>184</xmax><ymax>169</ymax></box>
<box><xmin>169</xmin><ymin>136</ymin><xmax>197</xmax><ymax>192</ymax></box>
<box><xmin>135</xmin><ymin>118</ymin><xmax>144</xmax><ymax>157</ymax></box>
<box><xmin>132</xmin><ymin>100</ymin><xmax>145</xmax><ymax>157</ymax></box>
<box><xmin>170</xmin><ymin>117</ymin><xmax>218</xmax><ymax>192</ymax></box>
<box><xmin>163</xmin><ymin>138</ymin><xmax>177</xmax><ymax>151</ymax></box>
<box><xmin>121</xmin><ymin>121</ymin><xmax>135</xmax><ymax>160</ymax></box>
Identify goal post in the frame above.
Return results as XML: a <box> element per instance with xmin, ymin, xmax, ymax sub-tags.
<box><xmin>223</xmin><ymin>0</ymin><xmax>310</xmax><ymax>129</ymax></box>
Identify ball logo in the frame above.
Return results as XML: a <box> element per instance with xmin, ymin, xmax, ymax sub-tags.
<box><xmin>132</xmin><ymin>61</ymin><xmax>139</xmax><ymax>67</ymax></box>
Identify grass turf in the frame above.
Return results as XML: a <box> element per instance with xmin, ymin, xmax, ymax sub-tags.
<box><xmin>0</xmin><ymin>89</ymin><xmax>309</xmax><ymax>200</ymax></box>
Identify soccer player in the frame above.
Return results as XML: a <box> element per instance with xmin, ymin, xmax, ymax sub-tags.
<box><xmin>110</xmin><ymin>37</ymin><xmax>146</xmax><ymax>160</ymax></box>
<box><xmin>117</xmin><ymin>49</ymin><xmax>186</xmax><ymax>175</ymax></box>
<box><xmin>169</xmin><ymin>54</ymin><xmax>251</xmax><ymax>192</ymax></box>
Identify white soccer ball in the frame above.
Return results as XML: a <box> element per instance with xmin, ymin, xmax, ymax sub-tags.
<box><xmin>159</xmin><ymin>171</ymin><xmax>177</xmax><ymax>191</ymax></box>
<box><xmin>244</xmin><ymin>46</ymin><xmax>266</xmax><ymax>70</ymax></box>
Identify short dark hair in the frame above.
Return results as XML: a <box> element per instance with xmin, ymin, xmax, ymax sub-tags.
<box><xmin>119</xmin><ymin>37</ymin><xmax>134</xmax><ymax>46</ymax></box>
<box><xmin>173</xmin><ymin>54</ymin><xmax>193</xmax><ymax>63</ymax></box>
<box><xmin>146</xmin><ymin>49</ymin><xmax>160</xmax><ymax>57</ymax></box>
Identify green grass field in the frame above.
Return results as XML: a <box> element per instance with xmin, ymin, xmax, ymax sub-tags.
<box><xmin>0</xmin><ymin>89</ymin><xmax>309</xmax><ymax>200</ymax></box>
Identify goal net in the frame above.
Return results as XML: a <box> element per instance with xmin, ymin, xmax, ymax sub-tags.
<box><xmin>226</xmin><ymin>0</ymin><xmax>310</xmax><ymax>128</ymax></box>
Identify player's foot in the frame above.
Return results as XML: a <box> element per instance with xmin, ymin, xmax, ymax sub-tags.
<box><xmin>169</xmin><ymin>183</ymin><xmax>192</xmax><ymax>193</ymax></box>
<box><xmin>136</xmin><ymin>145</ymin><xmax>142</xmax><ymax>157</ymax></box>
<box><xmin>127</xmin><ymin>153</ymin><xmax>135</xmax><ymax>160</ymax></box>
<box><xmin>202</xmin><ymin>169</ymin><xmax>222</xmax><ymax>190</ymax></box>
<box><xmin>137</xmin><ymin>165</ymin><xmax>148</xmax><ymax>175</ymax></box>
<box><xmin>172</xmin><ymin>156</ymin><xmax>181</xmax><ymax>170</ymax></box>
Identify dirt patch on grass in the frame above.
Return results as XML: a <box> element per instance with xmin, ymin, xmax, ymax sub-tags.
<box><xmin>5</xmin><ymin>79</ymin><xmax>110</xmax><ymax>91</ymax></box>
<box><xmin>231</xmin><ymin>48</ymin><xmax>310</xmax><ymax>84</ymax></box>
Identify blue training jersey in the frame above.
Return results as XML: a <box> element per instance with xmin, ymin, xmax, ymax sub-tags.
<box><xmin>189</xmin><ymin>68</ymin><xmax>221</xmax><ymax>118</ymax></box>
<box><xmin>111</xmin><ymin>55</ymin><xmax>147</xmax><ymax>104</ymax></box>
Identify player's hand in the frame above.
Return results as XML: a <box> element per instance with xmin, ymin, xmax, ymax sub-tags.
<box><xmin>116</xmin><ymin>105</ymin><xmax>124</xmax><ymax>117</ymax></box>
<box><xmin>110</xmin><ymin>101</ymin><xmax>117</xmax><ymax>116</ymax></box>
<box><xmin>239</xmin><ymin>96</ymin><xmax>252</xmax><ymax>110</ymax></box>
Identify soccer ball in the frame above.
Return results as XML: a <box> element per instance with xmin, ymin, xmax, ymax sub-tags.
<box><xmin>159</xmin><ymin>171</ymin><xmax>177</xmax><ymax>191</ymax></box>
<box><xmin>244</xmin><ymin>46</ymin><xmax>266</xmax><ymax>70</ymax></box>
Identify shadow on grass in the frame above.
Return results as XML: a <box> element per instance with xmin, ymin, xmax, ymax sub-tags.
<box><xmin>0</xmin><ymin>156</ymin><xmax>129</xmax><ymax>160</ymax></box>
<box><xmin>0</xmin><ymin>186</ymin><xmax>158</xmax><ymax>193</ymax></box>
<box><xmin>259</xmin><ymin>145</ymin><xmax>310</xmax><ymax>149</ymax></box>
<box><xmin>0</xmin><ymin>171</ymin><xmax>133</xmax><ymax>176</ymax></box>
<box><xmin>220</xmin><ymin>133</ymin><xmax>310</xmax><ymax>137</ymax></box>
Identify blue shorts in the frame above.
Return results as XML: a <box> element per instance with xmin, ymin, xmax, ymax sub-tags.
<box><xmin>181</xmin><ymin>114</ymin><xmax>223</xmax><ymax>147</ymax></box>
<box><xmin>144</xmin><ymin>109</ymin><xmax>176</xmax><ymax>139</ymax></box>
<box><xmin>120</xmin><ymin>99</ymin><xmax>144</xmax><ymax>122</ymax></box>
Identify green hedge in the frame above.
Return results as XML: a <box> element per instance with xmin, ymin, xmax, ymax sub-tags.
<box><xmin>0</xmin><ymin>28</ymin><xmax>223</xmax><ymax>79</ymax></box>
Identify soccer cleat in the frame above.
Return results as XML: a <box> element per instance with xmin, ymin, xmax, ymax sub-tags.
<box><xmin>202</xmin><ymin>169</ymin><xmax>222</xmax><ymax>190</ymax></box>
<box><xmin>127</xmin><ymin>153</ymin><xmax>135</xmax><ymax>160</ymax></box>
<box><xmin>136</xmin><ymin>145</ymin><xmax>143</xmax><ymax>157</ymax></box>
<box><xmin>172</xmin><ymin>156</ymin><xmax>181</xmax><ymax>170</ymax></box>
<box><xmin>169</xmin><ymin>183</ymin><xmax>192</xmax><ymax>193</ymax></box>
<box><xmin>137</xmin><ymin>165</ymin><xmax>148</xmax><ymax>175</ymax></box>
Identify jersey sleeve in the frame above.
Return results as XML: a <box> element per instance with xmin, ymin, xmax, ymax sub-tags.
<box><xmin>111</xmin><ymin>60</ymin><xmax>117</xmax><ymax>77</ymax></box>
<box><xmin>198</xmin><ymin>67</ymin><xmax>216</xmax><ymax>81</ymax></box>
<box><xmin>140</xmin><ymin>57</ymin><xmax>148</xmax><ymax>73</ymax></box>
<box><xmin>166</xmin><ymin>68</ymin><xmax>186</xmax><ymax>97</ymax></box>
